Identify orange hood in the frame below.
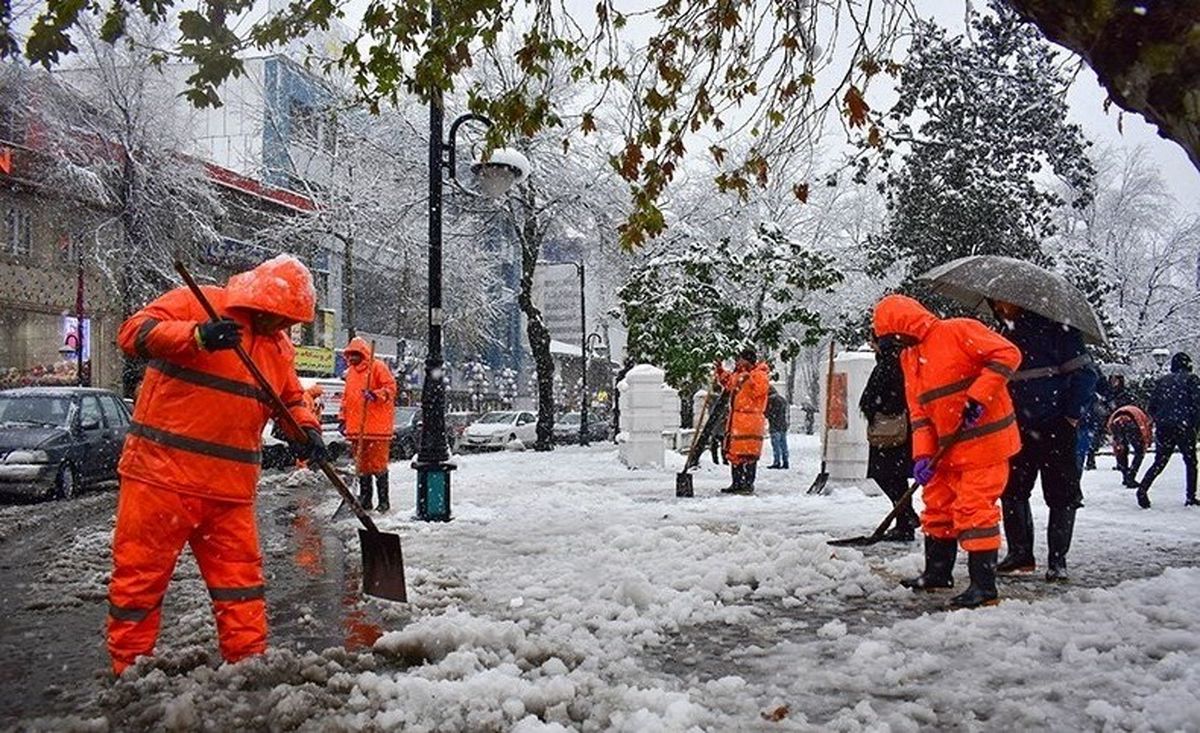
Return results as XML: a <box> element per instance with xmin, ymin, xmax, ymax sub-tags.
<box><xmin>873</xmin><ymin>294</ymin><xmax>938</xmax><ymax>342</ymax></box>
<box><xmin>224</xmin><ymin>254</ymin><xmax>315</xmax><ymax>324</ymax></box>
<box><xmin>344</xmin><ymin>337</ymin><xmax>372</xmax><ymax>361</ymax></box>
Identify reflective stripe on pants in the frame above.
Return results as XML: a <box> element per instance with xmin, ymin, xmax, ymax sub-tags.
<box><xmin>107</xmin><ymin>478</ymin><xmax>267</xmax><ymax>673</ymax></box>
<box><xmin>919</xmin><ymin>460</ymin><xmax>1008</xmax><ymax>552</ymax></box>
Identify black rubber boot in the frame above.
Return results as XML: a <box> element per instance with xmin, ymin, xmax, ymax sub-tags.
<box><xmin>375</xmin><ymin>470</ymin><xmax>390</xmax><ymax>513</ymax></box>
<box><xmin>901</xmin><ymin>536</ymin><xmax>956</xmax><ymax>590</ymax></box>
<box><xmin>721</xmin><ymin>464</ymin><xmax>741</xmax><ymax>493</ymax></box>
<box><xmin>996</xmin><ymin>498</ymin><xmax>1036</xmax><ymax>574</ymax></box>
<box><xmin>1045</xmin><ymin>506</ymin><xmax>1075</xmax><ymax>582</ymax></box>
<box><xmin>950</xmin><ymin>550</ymin><xmax>999</xmax><ymax>608</ymax></box>
<box><xmin>358</xmin><ymin>474</ymin><xmax>374</xmax><ymax>511</ymax></box>
<box><xmin>743</xmin><ymin>462</ymin><xmax>757</xmax><ymax>493</ymax></box>
<box><xmin>1136</xmin><ymin>485</ymin><xmax>1151</xmax><ymax>509</ymax></box>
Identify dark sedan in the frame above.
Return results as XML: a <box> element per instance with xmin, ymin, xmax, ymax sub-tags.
<box><xmin>0</xmin><ymin>387</ymin><xmax>130</xmax><ymax>501</ymax></box>
<box><xmin>552</xmin><ymin>412</ymin><xmax>610</xmax><ymax>445</ymax></box>
<box><xmin>391</xmin><ymin>406</ymin><xmax>422</xmax><ymax>460</ymax></box>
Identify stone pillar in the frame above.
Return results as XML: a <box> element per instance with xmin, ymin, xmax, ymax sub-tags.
<box><xmin>617</xmin><ymin>364</ymin><xmax>666</xmax><ymax>468</ymax></box>
<box><xmin>819</xmin><ymin>348</ymin><xmax>877</xmax><ymax>486</ymax></box>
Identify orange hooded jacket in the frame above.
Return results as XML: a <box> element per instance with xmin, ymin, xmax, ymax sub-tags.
<box><xmin>873</xmin><ymin>294</ymin><xmax>1022</xmax><ymax>469</ymax></box>
<box><xmin>116</xmin><ymin>256</ymin><xmax>320</xmax><ymax>503</ymax></box>
<box><xmin>716</xmin><ymin>361</ymin><xmax>771</xmax><ymax>461</ymax></box>
<box><xmin>339</xmin><ymin>337</ymin><xmax>397</xmax><ymax>440</ymax></box>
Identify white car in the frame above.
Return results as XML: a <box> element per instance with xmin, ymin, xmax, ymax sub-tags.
<box><xmin>461</xmin><ymin>411</ymin><xmax>538</xmax><ymax>451</ymax></box>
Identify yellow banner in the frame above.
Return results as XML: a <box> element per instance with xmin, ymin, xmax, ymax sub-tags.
<box><xmin>294</xmin><ymin>346</ymin><xmax>335</xmax><ymax>375</ymax></box>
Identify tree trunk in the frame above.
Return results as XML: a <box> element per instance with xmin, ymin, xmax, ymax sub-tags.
<box><xmin>514</xmin><ymin>188</ymin><xmax>555</xmax><ymax>451</ymax></box>
<box><xmin>342</xmin><ymin>235</ymin><xmax>356</xmax><ymax>339</ymax></box>
<box><xmin>1007</xmin><ymin>1</ymin><xmax>1200</xmax><ymax>171</ymax></box>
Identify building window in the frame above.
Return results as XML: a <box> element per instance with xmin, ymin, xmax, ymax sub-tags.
<box><xmin>4</xmin><ymin>206</ymin><xmax>31</xmax><ymax>257</ymax></box>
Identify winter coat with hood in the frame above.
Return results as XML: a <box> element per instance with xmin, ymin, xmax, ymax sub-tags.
<box><xmin>339</xmin><ymin>337</ymin><xmax>397</xmax><ymax>440</ymax></box>
<box><xmin>997</xmin><ymin>309</ymin><xmax>1098</xmax><ymax>426</ymax></box>
<box><xmin>117</xmin><ymin>255</ymin><xmax>320</xmax><ymax>503</ymax></box>
<box><xmin>872</xmin><ymin>294</ymin><xmax>1022</xmax><ymax>469</ymax></box>
<box><xmin>716</xmin><ymin>361</ymin><xmax>771</xmax><ymax>461</ymax></box>
<box><xmin>765</xmin><ymin>389</ymin><xmax>790</xmax><ymax>433</ymax></box>
<box><xmin>859</xmin><ymin>342</ymin><xmax>913</xmax><ymax>485</ymax></box>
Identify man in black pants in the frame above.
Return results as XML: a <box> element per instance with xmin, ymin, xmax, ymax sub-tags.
<box><xmin>1137</xmin><ymin>352</ymin><xmax>1200</xmax><ymax>508</ymax></box>
<box><xmin>991</xmin><ymin>301</ymin><xmax>1097</xmax><ymax>583</ymax></box>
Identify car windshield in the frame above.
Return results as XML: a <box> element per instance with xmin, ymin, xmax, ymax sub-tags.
<box><xmin>394</xmin><ymin>407</ymin><xmax>420</xmax><ymax>426</ymax></box>
<box><xmin>478</xmin><ymin>412</ymin><xmax>516</xmax><ymax>424</ymax></box>
<box><xmin>559</xmin><ymin>413</ymin><xmax>580</xmax><ymax>425</ymax></box>
<box><xmin>0</xmin><ymin>395</ymin><xmax>73</xmax><ymax>428</ymax></box>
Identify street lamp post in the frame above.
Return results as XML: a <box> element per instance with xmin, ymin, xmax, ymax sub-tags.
<box><xmin>415</xmin><ymin>5</ymin><xmax>529</xmax><ymax>521</ymax></box>
<box><xmin>583</xmin><ymin>332</ymin><xmax>604</xmax><ymax>445</ymax></box>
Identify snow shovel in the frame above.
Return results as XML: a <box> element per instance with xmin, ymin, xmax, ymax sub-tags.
<box><xmin>175</xmin><ymin>262</ymin><xmax>407</xmax><ymax>603</ymax></box>
<box><xmin>827</xmin><ymin>430</ymin><xmax>959</xmax><ymax>547</ymax></box>
<box><xmin>807</xmin><ymin>341</ymin><xmax>837</xmax><ymax>495</ymax></box>
<box><xmin>333</xmin><ymin>339</ymin><xmax>377</xmax><ymax>520</ymax></box>
<box><xmin>676</xmin><ymin>383</ymin><xmax>717</xmax><ymax>498</ymax></box>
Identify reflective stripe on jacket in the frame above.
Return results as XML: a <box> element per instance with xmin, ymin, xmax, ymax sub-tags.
<box><xmin>717</xmin><ymin>362</ymin><xmax>771</xmax><ymax>460</ymax></box>
<box><xmin>339</xmin><ymin>337</ymin><xmax>397</xmax><ymax>440</ymax></box>
<box><xmin>117</xmin><ymin>284</ymin><xmax>318</xmax><ymax>503</ymax></box>
<box><xmin>873</xmin><ymin>294</ymin><xmax>1022</xmax><ymax>469</ymax></box>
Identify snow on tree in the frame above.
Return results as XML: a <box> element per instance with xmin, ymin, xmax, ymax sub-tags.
<box><xmin>1050</xmin><ymin>146</ymin><xmax>1200</xmax><ymax>365</ymax></box>
<box><xmin>860</xmin><ymin>1</ymin><xmax>1095</xmax><ymax>298</ymax></box>
<box><xmin>618</xmin><ymin>220</ymin><xmax>841</xmax><ymax>405</ymax></box>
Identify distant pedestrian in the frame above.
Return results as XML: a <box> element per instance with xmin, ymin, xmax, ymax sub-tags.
<box><xmin>1108</xmin><ymin>405</ymin><xmax>1152</xmax><ymax>488</ymax></box>
<box><xmin>1136</xmin><ymin>352</ymin><xmax>1200</xmax><ymax>508</ymax></box>
<box><xmin>765</xmin><ymin>386</ymin><xmax>790</xmax><ymax>469</ymax></box>
<box><xmin>991</xmin><ymin>300</ymin><xmax>1097</xmax><ymax>583</ymax></box>
<box><xmin>714</xmin><ymin>348</ymin><xmax>771</xmax><ymax>494</ymax></box>
<box><xmin>859</xmin><ymin>334</ymin><xmax>918</xmax><ymax>542</ymax></box>
<box><xmin>708</xmin><ymin>387</ymin><xmax>728</xmax><ymax>465</ymax></box>
<box><xmin>1076</xmin><ymin>373</ymin><xmax>1109</xmax><ymax>473</ymax></box>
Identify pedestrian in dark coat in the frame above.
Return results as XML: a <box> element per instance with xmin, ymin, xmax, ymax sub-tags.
<box><xmin>859</xmin><ymin>335</ymin><xmax>918</xmax><ymax>541</ymax></box>
<box><xmin>708</xmin><ymin>387</ymin><xmax>728</xmax><ymax>465</ymax></box>
<box><xmin>1076</xmin><ymin>367</ymin><xmax>1108</xmax><ymax>473</ymax></box>
<box><xmin>1136</xmin><ymin>352</ymin><xmax>1200</xmax><ymax>508</ymax></box>
<box><xmin>992</xmin><ymin>302</ymin><xmax>1098</xmax><ymax>583</ymax></box>
<box><xmin>765</xmin><ymin>386</ymin><xmax>790</xmax><ymax>469</ymax></box>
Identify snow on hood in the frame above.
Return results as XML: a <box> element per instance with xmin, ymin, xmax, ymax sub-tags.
<box><xmin>225</xmin><ymin>254</ymin><xmax>315</xmax><ymax>324</ymax></box>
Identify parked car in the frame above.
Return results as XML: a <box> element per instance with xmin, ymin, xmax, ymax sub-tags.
<box><xmin>0</xmin><ymin>387</ymin><xmax>130</xmax><ymax>501</ymax></box>
<box><xmin>552</xmin><ymin>412</ymin><xmax>610</xmax><ymax>445</ymax></box>
<box><xmin>461</xmin><ymin>410</ymin><xmax>538</xmax><ymax>451</ymax></box>
<box><xmin>445</xmin><ymin>411</ymin><xmax>480</xmax><ymax>453</ymax></box>
<box><xmin>391</xmin><ymin>406</ymin><xmax>422</xmax><ymax>460</ymax></box>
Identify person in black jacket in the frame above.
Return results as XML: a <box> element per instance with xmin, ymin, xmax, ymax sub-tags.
<box><xmin>765</xmin><ymin>386</ymin><xmax>790</xmax><ymax>469</ymax></box>
<box><xmin>991</xmin><ymin>301</ymin><xmax>1098</xmax><ymax>583</ymax></box>
<box><xmin>859</xmin><ymin>334</ymin><xmax>918</xmax><ymax>542</ymax></box>
<box><xmin>1136</xmin><ymin>352</ymin><xmax>1200</xmax><ymax>508</ymax></box>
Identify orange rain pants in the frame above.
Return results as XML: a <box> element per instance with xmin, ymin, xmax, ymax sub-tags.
<box><xmin>107</xmin><ymin>478</ymin><xmax>266</xmax><ymax>674</ymax></box>
<box><xmin>920</xmin><ymin>460</ymin><xmax>1009</xmax><ymax>552</ymax></box>
<box><xmin>352</xmin><ymin>439</ymin><xmax>390</xmax><ymax>475</ymax></box>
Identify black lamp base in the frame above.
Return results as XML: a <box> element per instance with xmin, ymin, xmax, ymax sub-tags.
<box><xmin>415</xmin><ymin>462</ymin><xmax>455</xmax><ymax>522</ymax></box>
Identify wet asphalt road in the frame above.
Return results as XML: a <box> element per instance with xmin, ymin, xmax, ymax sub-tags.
<box><xmin>0</xmin><ymin>470</ymin><xmax>384</xmax><ymax>727</ymax></box>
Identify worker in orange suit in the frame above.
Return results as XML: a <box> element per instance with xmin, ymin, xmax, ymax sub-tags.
<box><xmin>294</xmin><ymin>383</ymin><xmax>325</xmax><ymax>469</ymax></box>
<box><xmin>339</xmin><ymin>337</ymin><xmax>396</xmax><ymax>512</ymax></box>
<box><xmin>714</xmin><ymin>347</ymin><xmax>771</xmax><ymax>494</ymax></box>
<box><xmin>107</xmin><ymin>255</ymin><xmax>326</xmax><ymax>676</ymax></box>
<box><xmin>873</xmin><ymin>294</ymin><xmax>1022</xmax><ymax>608</ymax></box>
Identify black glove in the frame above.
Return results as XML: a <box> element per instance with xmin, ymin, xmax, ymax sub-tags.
<box><xmin>196</xmin><ymin>318</ymin><xmax>243</xmax><ymax>351</ymax></box>
<box><xmin>290</xmin><ymin>427</ymin><xmax>328</xmax><ymax>466</ymax></box>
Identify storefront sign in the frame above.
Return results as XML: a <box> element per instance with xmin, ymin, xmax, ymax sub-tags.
<box><xmin>294</xmin><ymin>346</ymin><xmax>335</xmax><ymax>375</ymax></box>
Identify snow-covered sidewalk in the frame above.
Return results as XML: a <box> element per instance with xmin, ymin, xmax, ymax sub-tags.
<box><xmin>30</xmin><ymin>437</ymin><xmax>1200</xmax><ymax>731</ymax></box>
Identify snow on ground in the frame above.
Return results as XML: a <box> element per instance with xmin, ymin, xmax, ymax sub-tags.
<box><xmin>14</xmin><ymin>436</ymin><xmax>1200</xmax><ymax>732</ymax></box>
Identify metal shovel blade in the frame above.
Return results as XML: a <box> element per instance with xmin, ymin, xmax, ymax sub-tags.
<box><xmin>675</xmin><ymin>472</ymin><xmax>694</xmax><ymax>498</ymax></box>
<box><xmin>806</xmin><ymin>471</ymin><xmax>829</xmax><ymax>495</ymax></box>
<box><xmin>359</xmin><ymin>528</ymin><xmax>408</xmax><ymax>602</ymax></box>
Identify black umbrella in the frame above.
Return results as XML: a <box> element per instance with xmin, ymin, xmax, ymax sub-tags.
<box><xmin>918</xmin><ymin>255</ymin><xmax>1107</xmax><ymax>345</ymax></box>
